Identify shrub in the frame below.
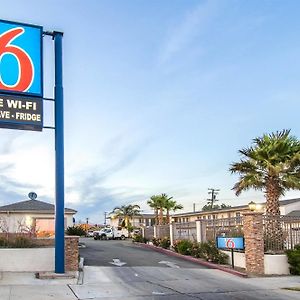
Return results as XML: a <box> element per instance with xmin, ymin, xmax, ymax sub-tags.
<box><xmin>286</xmin><ymin>244</ymin><xmax>300</xmax><ymax>275</ymax></box>
<box><xmin>132</xmin><ymin>234</ymin><xmax>148</xmax><ymax>243</ymax></box>
<box><xmin>65</xmin><ymin>226</ymin><xmax>86</xmax><ymax>236</ymax></box>
<box><xmin>11</xmin><ymin>236</ymin><xmax>34</xmax><ymax>248</ymax></box>
<box><xmin>175</xmin><ymin>240</ymin><xmax>193</xmax><ymax>255</ymax></box>
<box><xmin>160</xmin><ymin>237</ymin><xmax>171</xmax><ymax>249</ymax></box>
<box><xmin>194</xmin><ymin>241</ymin><xmax>228</xmax><ymax>264</ymax></box>
<box><xmin>0</xmin><ymin>237</ymin><xmax>8</xmax><ymax>247</ymax></box>
<box><xmin>152</xmin><ymin>237</ymin><xmax>160</xmax><ymax>246</ymax></box>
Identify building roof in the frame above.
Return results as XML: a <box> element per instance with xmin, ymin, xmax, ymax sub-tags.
<box><xmin>286</xmin><ymin>210</ymin><xmax>300</xmax><ymax>217</ymax></box>
<box><xmin>0</xmin><ymin>199</ymin><xmax>77</xmax><ymax>214</ymax></box>
<box><xmin>109</xmin><ymin>213</ymin><xmax>156</xmax><ymax>219</ymax></box>
<box><xmin>172</xmin><ymin>198</ymin><xmax>300</xmax><ymax>217</ymax></box>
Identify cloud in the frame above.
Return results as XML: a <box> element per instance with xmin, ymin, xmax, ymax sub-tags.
<box><xmin>65</xmin><ymin>136</ymin><xmax>152</xmax><ymax>223</ymax></box>
<box><xmin>159</xmin><ymin>0</ymin><xmax>220</xmax><ymax>64</ymax></box>
<box><xmin>0</xmin><ymin>162</ymin><xmax>42</xmax><ymax>206</ymax></box>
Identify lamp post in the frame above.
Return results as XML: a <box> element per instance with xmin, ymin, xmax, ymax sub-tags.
<box><xmin>248</xmin><ymin>201</ymin><xmax>256</xmax><ymax>212</ymax></box>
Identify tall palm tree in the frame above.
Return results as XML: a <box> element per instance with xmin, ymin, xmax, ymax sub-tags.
<box><xmin>230</xmin><ymin>130</ymin><xmax>300</xmax><ymax>249</ymax></box>
<box><xmin>110</xmin><ymin>204</ymin><xmax>141</xmax><ymax>228</ymax></box>
<box><xmin>147</xmin><ymin>195</ymin><xmax>160</xmax><ymax>225</ymax></box>
<box><xmin>230</xmin><ymin>130</ymin><xmax>300</xmax><ymax>216</ymax></box>
<box><xmin>158</xmin><ymin>193</ymin><xmax>172</xmax><ymax>225</ymax></box>
<box><xmin>164</xmin><ymin>199</ymin><xmax>183</xmax><ymax>224</ymax></box>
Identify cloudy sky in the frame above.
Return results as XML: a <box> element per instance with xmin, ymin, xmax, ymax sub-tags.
<box><xmin>1</xmin><ymin>0</ymin><xmax>300</xmax><ymax>223</ymax></box>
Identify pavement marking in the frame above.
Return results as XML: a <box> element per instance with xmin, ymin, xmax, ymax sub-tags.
<box><xmin>109</xmin><ymin>258</ymin><xmax>127</xmax><ymax>267</ymax></box>
<box><xmin>158</xmin><ymin>261</ymin><xmax>180</xmax><ymax>268</ymax></box>
<box><xmin>152</xmin><ymin>291</ymin><xmax>166</xmax><ymax>295</ymax></box>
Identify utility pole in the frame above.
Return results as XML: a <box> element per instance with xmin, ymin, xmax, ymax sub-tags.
<box><xmin>104</xmin><ymin>212</ymin><xmax>107</xmax><ymax>225</ymax></box>
<box><xmin>207</xmin><ymin>188</ymin><xmax>220</xmax><ymax>209</ymax></box>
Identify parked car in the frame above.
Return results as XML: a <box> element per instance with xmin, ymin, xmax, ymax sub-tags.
<box><xmin>93</xmin><ymin>227</ymin><xmax>129</xmax><ymax>240</ymax></box>
<box><xmin>86</xmin><ymin>230</ymin><xmax>94</xmax><ymax>237</ymax></box>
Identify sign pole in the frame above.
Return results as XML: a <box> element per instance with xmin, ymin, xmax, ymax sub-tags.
<box><xmin>54</xmin><ymin>31</ymin><xmax>65</xmax><ymax>274</ymax></box>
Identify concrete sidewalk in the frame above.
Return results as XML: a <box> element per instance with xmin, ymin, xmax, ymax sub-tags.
<box><xmin>1</xmin><ymin>269</ymin><xmax>300</xmax><ymax>300</ymax></box>
<box><xmin>0</xmin><ymin>272</ymin><xmax>78</xmax><ymax>300</ymax></box>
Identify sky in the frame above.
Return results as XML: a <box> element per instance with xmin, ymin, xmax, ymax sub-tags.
<box><xmin>1</xmin><ymin>0</ymin><xmax>300</xmax><ymax>223</ymax></box>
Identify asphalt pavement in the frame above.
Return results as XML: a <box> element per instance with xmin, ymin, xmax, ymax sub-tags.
<box><xmin>0</xmin><ymin>238</ymin><xmax>300</xmax><ymax>299</ymax></box>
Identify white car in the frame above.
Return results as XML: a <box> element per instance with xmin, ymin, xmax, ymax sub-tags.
<box><xmin>93</xmin><ymin>227</ymin><xmax>128</xmax><ymax>240</ymax></box>
<box><xmin>86</xmin><ymin>230</ymin><xmax>94</xmax><ymax>237</ymax></box>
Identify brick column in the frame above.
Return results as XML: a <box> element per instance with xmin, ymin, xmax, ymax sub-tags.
<box><xmin>65</xmin><ymin>236</ymin><xmax>79</xmax><ymax>271</ymax></box>
<box><xmin>243</xmin><ymin>212</ymin><xmax>264</xmax><ymax>275</ymax></box>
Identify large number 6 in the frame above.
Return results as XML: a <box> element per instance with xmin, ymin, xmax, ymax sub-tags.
<box><xmin>0</xmin><ymin>27</ymin><xmax>34</xmax><ymax>92</ymax></box>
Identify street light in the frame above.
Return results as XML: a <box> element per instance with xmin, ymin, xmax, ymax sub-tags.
<box><xmin>248</xmin><ymin>201</ymin><xmax>256</xmax><ymax>211</ymax></box>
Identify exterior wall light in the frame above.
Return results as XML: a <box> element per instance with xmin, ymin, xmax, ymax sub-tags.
<box><xmin>248</xmin><ymin>201</ymin><xmax>256</xmax><ymax>211</ymax></box>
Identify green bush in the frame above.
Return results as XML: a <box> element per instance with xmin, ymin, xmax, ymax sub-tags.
<box><xmin>286</xmin><ymin>244</ymin><xmax>300</xmax><ymax>275</ymax></box>
<box><xmin>11</xmin><ymin>236</ymin><xmax>34</xmax><ymax>248</ymax></box>
<box><xmin>174</xmin><ymin>240</ymin><xmax>193</xmax><ymax>255</ymax></box>
<box><xmin>152</xmin><ymin>237</ymin><xmax>160</xmax><ymax>246</ymax></box>
<box><xmin>65</xmin><ymin>226</ymin><xmax>86</xmax><ymax>236</ymax></box>
<box><xmin>0</xmin><ymin>237</ymin><xmax>9</xmax><ymax>247</ymax></box>
<box><xmin>173</xmin><ymin>240</ymin><xmax>228</xmax><ymax>264</ymax></box>
<box><xmin>132</xmin><ymin>234</ymin><xmax>148</xmax><ymax>243</ymax></box>
<box><xmin>194</xmin><ymin>241</ymin><xmax>228</xmax><ymax>264</ymax></box>
<box><xmin>160</xmin><ymin>237</ymin><xmax>171</xmax><ymax>249</ymax></box>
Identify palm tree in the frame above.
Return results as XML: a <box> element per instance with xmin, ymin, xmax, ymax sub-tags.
<box><xmin>147</xmin><ymin>195</ymin><xmax>160</xmax><ymax>225</ymax></box>
<box><xmin>157</xmin><ymin>194</ymin><xmax>172</xmax><ymax>225</ymax></box>
<box><xmin>230</xmin><ymin>130</ymin><xmax>300</xmax><ymax>216</ymax></box>
<box><xmin>164</xmin><ymin>199</ymin><xmax>183</xmax><ymax>224</ymax></box>
<box><xmin>230</xmin><ymin>130</ymin><xmax>300</xmax><ymax>249</ymax></box>
<box><xmin>110</xmin><ymin>204</ymin><xmax>141</xmax><ymax>228</ymax></box>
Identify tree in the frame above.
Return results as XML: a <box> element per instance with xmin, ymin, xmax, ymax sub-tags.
<box><xmin>110</xmin><ymin>204</ymin><xmax>141</xmax><ymax>228</ymax></box>
<box><xmin>147</xmin><ymin>195</ymin><xmax>160</xmax><ymax>225</ymax></box>
<box><xmin>230</xmin><ymin>130</ymin><xmax>300</xmax><ymax>249</ymax></box>
<box><xmin>147</xmin><ymin>194</ymin><xmax>183</xmax><ymax>225</ymax></box>
<box><xmin>201</xmin><ymin>203</ymin><xmax>231</xmax><ymax>211</ymax></box>
<box><xmin>164</xmin><ymin>199</ymin><xmax>183</xmax><ymax>224</ymax></box>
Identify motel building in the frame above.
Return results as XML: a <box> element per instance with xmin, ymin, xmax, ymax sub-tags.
<box><xmin>171</xmin><ymin>198</ymin><xmax>300</xmax><ymax>223</ymax></box>
<box><xmin>0</xmin><ymin>196</ymin><xmax>76</xmax><ymax>237</ymax></box>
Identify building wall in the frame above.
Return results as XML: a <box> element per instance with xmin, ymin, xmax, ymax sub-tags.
<box><xmin>281</xmin><ymin>201</ymin><xmax>300</xmax><ymax>215</ymax></box>
<box><xmin>0</xmin><ymin>212</ymin><xmax>74</xmax><ymax>234</ymax></box>
<box><xmin>173</xmin><ymin>209</ymin><xmax>248</xmax><ymax>223</ymax></box>
<box><xmin>173</xmin><ymin>201</ymin><xmax>300</xmax><ymax>223</ymax></box>
<box><xmin>109</xmin><ymin>215</ymin><xmax>155</xmax><ymax>228</ymax></box>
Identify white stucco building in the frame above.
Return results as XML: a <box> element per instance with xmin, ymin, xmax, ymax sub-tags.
<box><xmin>0</xmin><ymin>198</ymin><xmax>77</xmax><ymax>237</ymax></box>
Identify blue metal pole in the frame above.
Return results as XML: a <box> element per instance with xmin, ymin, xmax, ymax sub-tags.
<box><xmin>54</xmin><ymin>31</ymin><xmax>65</xmax><ymax>274</ymax></box>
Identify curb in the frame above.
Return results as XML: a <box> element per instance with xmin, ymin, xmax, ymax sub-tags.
<box><xmin>135</xmin><ymin>243</ymin><xmax>248</xmax><ymax>278</ymax></box>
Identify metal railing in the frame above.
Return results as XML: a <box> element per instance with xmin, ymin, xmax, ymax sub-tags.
<box><xmin>263</xmin><ymin>215</ymin><xmax>300</xmax><ymax>253</ymax></box>
<box><xmin>201</xmin><ymin>217</ymin><xmax>244</xmax><ymax>242</ymax></box>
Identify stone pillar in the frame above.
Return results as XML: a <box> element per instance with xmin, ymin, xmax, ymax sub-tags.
<box><xmin>65</xmin><ymin>236</ymin><xmax>79</xmax><ymax>271</ymax></box>
<box><xmin>243</xmin><ymin>212</ymin><xmax>264</xmax><ymax>275</ymax></box>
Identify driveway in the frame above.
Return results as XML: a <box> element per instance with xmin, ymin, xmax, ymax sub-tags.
<box><xmin>77</xmin><ymin>238</ymin><xmax>300</xmax><ymax>299</ymax></box>
<box><xmin>80</xmin><ymin>237</ymin><xmax>206</xmax><ymax>268</ymax></box>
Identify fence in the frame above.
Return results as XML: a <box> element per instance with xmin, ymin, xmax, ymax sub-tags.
<box><xmin>263</xmin><ymin>215</ymin><xmax>300</xmax><ymax>253</ymax></box>
<box><xmin>143</xmin><ymin>215</ymin><xmax>300</xmax><ymax>253</ymax></box>
<box><xmin>199</xmin><ymin>217</ymin><xmax>243</xmax><ymax>242</ymax></box>
<box><xmin>172</xmin><ymin>222</ymin><xmax>197</xmax><ymax>242</ymax></box>
<box><xmin>143</xmin><ymin>226</ymin><xmax>154</xmax><ymax>240</ymax></box>
<box><xmin>155</xmin><ymin>224</ymin><xmax>170</xmax><ymax>239</ymax></box>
